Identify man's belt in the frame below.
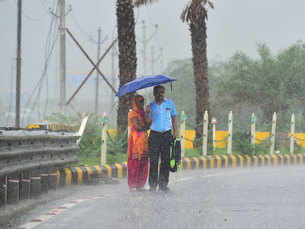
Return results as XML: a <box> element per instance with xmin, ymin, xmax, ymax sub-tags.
<box><xmin>150</xmin><ymin>130</ymin><xmax>171</xmax><ymax>135</ymax></box>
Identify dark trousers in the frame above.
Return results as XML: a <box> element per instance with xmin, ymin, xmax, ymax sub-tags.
<box><xmin>148</xmin><ymin>130</ymin><xmax>172</xmax><ymax>189</ymax></box>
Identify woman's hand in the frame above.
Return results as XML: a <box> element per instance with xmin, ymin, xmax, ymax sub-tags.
<box><xmin>145</xmin><ymin>105</ymin><xmax>151</xmax><ymax>114</ymax></box>
<box><xmin>131</xmin><ymin>117</ymin><xmax>145</xmax><ymax>131</ymax></box>
<box><xmin>144</xmin><ymin>105</ymin><xmax>152</xmax><ymax>128</ymax></box>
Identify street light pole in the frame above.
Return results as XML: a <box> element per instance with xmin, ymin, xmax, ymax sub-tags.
<box><xmin>16</xmin><ymin>0</ymin><xmax>22</xmax><ymax>128</ymax></box>
<box><xmin>59</xmin><ymin>0</ymin><xmax>66</xmax><ymax>108</ymax></box>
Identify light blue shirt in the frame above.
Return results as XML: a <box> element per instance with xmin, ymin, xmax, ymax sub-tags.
<box><xmin>149</xmin><ymin>98</ymin><xmax>177</xmax><ymax>132</ymax></box>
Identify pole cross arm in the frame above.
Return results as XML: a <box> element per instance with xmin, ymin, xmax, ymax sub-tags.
<box><xmin>65</xmin><ymin>28</ymin><xmax>117</xmax><ymax>105</ymax></box>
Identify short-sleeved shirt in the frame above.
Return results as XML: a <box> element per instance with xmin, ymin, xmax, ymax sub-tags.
<box><xmin>149</xmin><ymin>98</ymin><xmax>177</xmax><ymax>132</ymax></box>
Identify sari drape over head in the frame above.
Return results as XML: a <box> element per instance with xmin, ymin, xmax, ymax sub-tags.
<box><xmin>128</xmin><ymin>97</ymin><xmax>148</xmax><ymax>160</ymax></box>
<box><xmin>127</xmin><ymin>95</ymin><xmax>149</xmax><ymax>189</ymax></box>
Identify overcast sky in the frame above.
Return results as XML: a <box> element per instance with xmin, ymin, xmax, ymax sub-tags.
<box><xmin>1</xmin><ymin>0</ymin><xmax>305</xmax><ymax>106</ymax></box>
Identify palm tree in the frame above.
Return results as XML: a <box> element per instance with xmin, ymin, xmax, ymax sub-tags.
<box><xmin>116</xmin><ymin>0</ymin><xmax>156</xmax><ymax>133</ymax></box>
<box><xmin>181</xmin><ymin>0</ymin><xmax>214</xmax><ymax>144</ymax></box>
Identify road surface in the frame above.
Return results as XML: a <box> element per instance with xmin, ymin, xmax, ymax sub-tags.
<box><xmin>13</xmin><ymin>166</ymin><xmax>305</xmax><ymax>229</ymax></box>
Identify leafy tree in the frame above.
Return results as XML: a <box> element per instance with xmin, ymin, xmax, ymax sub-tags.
<box><xmin>164</xmin><ymin>59</ymin><xmax>196</xmax><ymax>127</ymax></box>
<box><xmin>164</xmin><ymin>58</ymin><xmax>223</xmax><ymax>130</ymax></box>
<box><xmin>216</xmin><ymin>42</ymin><xmax>305</xmax><ymax>130</ymax></box>
<box><xmin>45</xmin><ymin>112</ymin><xmax>81</xmax><ymax>125</ymax></box>
<box><xmin>165</xmin><ymin>41</ymin><xmax>305</xmax><ymax>132</ymax></box>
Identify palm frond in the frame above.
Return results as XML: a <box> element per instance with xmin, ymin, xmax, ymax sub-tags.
<box><xmin>180</xmin><ymin>2</ymin><xmax>192</xmax><ymax>23</ymax></box>
<box><xmin>181</xmin><ymin>0</ymin><xmax>214</xmax><ymax>23</ymax></box>
<box><xmin>207</xmin><ymin>0</ymin><xmax>214</xmax><ymax>9</ymax></box>
<box><xmin>200</xmin><ymin>0</ymin><xmax>208</xmax><ymax>8</ymax></box>
<box><xmin>134</xmin><ymin>0</ymin><xmax>158</xmax><ymax>7</ymax></box>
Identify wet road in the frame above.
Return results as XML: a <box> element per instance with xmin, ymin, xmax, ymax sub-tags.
<box><xmin>15</xmin><ymin>166</ymin><xmax>305</xmax><ymax>229</ymax></box>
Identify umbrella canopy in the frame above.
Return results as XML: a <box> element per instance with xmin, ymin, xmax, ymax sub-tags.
<box><xmin>116</xmin><ymin>74</ymin><xmax>176</xmax><ymax>97</ymax></box>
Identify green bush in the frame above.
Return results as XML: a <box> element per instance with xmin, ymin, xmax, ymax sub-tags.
<box><xmin>184</xmin><ymin>148</ymin><xmax>201</xmax><ymax>158</ymax></box>
<box><xmin>46</xmin><ymin>112</ymin><xmax>128</xmax><ymax>166</ymax></box>
<box><xmin>106</xmin><ymin>130</ymin><xmax>128</xmax><ymax>164</ymax></box>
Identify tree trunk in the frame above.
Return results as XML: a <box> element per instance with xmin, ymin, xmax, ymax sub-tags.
<box><xmin>189</xmin><ymin>3</ymin><xmax>210</xmax><ymax>145</ymax></box>
<box><xmin>116</xmin><ymin>0</ymin><xmax>137</xmax><ymax>134</ymax></box>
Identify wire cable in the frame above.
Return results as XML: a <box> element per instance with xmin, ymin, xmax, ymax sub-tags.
<box><xmin>22</xmin><ymin>3</ymin><xmax>59</xmax><ymax>125</ymax></box>
<box><xmin>13</xmin><ymin>0</ymin><xmax>43</xmax><ymax>21</ymax></box>
<box><xmin>69</xmin><ymin>10</ymin><xmax>102</xmax><ymax>45</ymax></box>
<box><xmin>6</xmin><ymin>60</ymin><xmax>15</xmax><ymax>126</ymax></box>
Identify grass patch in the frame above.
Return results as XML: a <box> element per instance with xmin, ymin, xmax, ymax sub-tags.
<box><xmin>75</xmin><ymin>152</ymin><xmax>127</xmax><ymax>166</ymax></box>
<box><xmin>75</xmin><ymin>155</ymin><xmax>100</xmax><ymax>166</ymax></box>
<box><xmin>107</xmin><ymin>152</ymin><xmax>127</xmax><ymax>165</ymax></box>
<box><xmin>184</xmin><ymin>148</ymin><xmax>201</xmax><ymax>157</ymax></box>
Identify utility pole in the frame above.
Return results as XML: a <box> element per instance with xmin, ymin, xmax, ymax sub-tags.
<box><xmin>15</xmin><ymin>0</ymin><xmax>22</xmax><ymax>128</ymax></box>
<box><xmin>59</xmin><ymin>0</ymin><xmax>66</xmax><ymax>108</ymax></box>
<box><xmin>142</xmin><ymin>20</ymin><xmax>147</xmax><ymax>75</ymax></box>
<box><xmin>159</xmin><ymin>47</ymin><xmax>164</xmax><ymax>73</ymax></box>
<box><xmin>140</xmin><ymin>20</ymin><xmax>158</xmax><ymax>76</ymax></box>
<box><xmin>151</xmin><ymin>46</ymin><xmax>164</xmax><ymax>75</ymax></box>
<box><xmin>151</xmin><ymin>45</ymin><xmax>155</xmax><ymax>75</ymax></box>
<box><xmin>95</xmin><ymin>27</ymin><xmax>101</xmax><ymax>114</ymax></box>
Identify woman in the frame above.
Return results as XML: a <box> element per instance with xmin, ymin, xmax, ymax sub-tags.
<box><xmin>127</xmin><ymin>94</ymin><xmax>151</xmax><ymax>191</ymax></box>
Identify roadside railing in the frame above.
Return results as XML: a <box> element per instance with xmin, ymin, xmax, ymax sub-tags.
<box><xmin>0</xmin><ymin>130</ymin><xmax>79</xmax><ymax>207</ymax></box>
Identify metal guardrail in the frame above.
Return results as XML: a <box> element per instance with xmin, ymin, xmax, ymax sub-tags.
<box><xmin>0</xmin><ymin>130</ymin><xmax>79</xmax><ymax>206</ymax></box>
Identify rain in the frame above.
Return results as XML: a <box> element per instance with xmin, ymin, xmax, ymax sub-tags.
<box><xmin>1</xmin><ymin>0</ymin><xmax>305</xmax><ymax>228</ymax></box>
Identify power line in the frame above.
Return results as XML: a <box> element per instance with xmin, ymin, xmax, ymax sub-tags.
<box><xmin>137</xmin><ymin>20</ymin><xmax>158</xmax><ymax>75</ymax></box>
<box><xmin>70</xmin><ymin>11</ymin><xmax>108</xmax><ymax>45</ymax></box>
<box><xmin>12</xmin><ymin>0</ymin><xmax>45</xmax><ymax>21</ymax></box>
<box><xmin>22</xmin><ymin>5</ymin><xmax>59</xmax><ymax>125</ymax></box>
<box><xmin>39</xmin><ymin>0</ymin><xmax>57</xmax><ymax>14</ymax></box>
<box><xmin>142</xmin><ymin>7</ymin><xmax>165</xmax><ymax>74</ymax></box>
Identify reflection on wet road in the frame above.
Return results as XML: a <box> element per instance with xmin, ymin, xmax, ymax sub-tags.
<box><xmin>16</xmin><ymin>166</ymin><xmax>305</xmax><ymax>229</ymax></box>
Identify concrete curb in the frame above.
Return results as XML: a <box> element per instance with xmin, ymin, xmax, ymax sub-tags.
<box><xmin>60</xmin><ymin>153</ymin><xmax>305</xmax><ymax>183</ymax></box>
<box><xmin>57</xmin><ymin>163</ymin><xmax>128</xmax><ymax>185</ymax></box>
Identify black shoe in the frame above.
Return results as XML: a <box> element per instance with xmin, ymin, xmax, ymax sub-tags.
<box><xmin>159</xmin><ymin>186</ymin><xmax>170</xmax><ymax>192</ymax></box>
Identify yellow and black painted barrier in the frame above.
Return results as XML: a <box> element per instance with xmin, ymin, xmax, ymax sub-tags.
<box><xmin>57</xmin><ymin>163</ymin><xmax>128</xmax><ymax>185</ymax></box>
<box><xmin>180</xmin><ymin>153</ymin><xmax>305</xmax><ymax>170</ymax></box>
<box><xmin>58</xmin><ymin>154</ymin><xmax>305</xmax><ymax>184</ymax></box>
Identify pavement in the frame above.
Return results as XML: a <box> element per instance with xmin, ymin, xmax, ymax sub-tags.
<box><xmin>5</xmin><ymin>165</ymin><xmax>305</xmax><ymax>229</ymax></box>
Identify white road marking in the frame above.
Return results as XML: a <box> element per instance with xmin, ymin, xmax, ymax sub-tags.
<box><xmin>16</xmin><ymin>197</ymin><xmax>103</xmax><ymax>229</ymax></box>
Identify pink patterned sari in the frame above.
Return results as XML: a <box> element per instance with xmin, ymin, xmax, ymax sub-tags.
<box><xmin>127</xmin><ymin>97</ymin><xmax>149</xmax><ymax>189</ymax></box>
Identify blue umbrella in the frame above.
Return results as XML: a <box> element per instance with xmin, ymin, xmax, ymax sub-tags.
<box><xmin>116</xmin><ymin>74</ymin><xmax>176</xmax><ymax>97</ymax></box>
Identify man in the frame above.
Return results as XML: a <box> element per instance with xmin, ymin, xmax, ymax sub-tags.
<box><xmin>146</xmin><ymin>85</ymin><xmax>177</xmax><ymax>192</ymax></box>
